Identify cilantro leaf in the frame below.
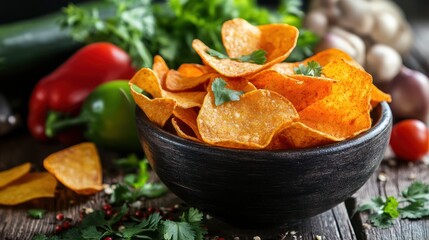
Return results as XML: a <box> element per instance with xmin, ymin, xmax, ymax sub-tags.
<box><xmin>402</xmin><ymin>181</ymin><xmax>429</xmax><ymax>202</ymax></box>
<box><xmin>357</xmin><ymin>196</ymin><xmax>384</xmax><ymax>213</ymax></box>
<box><xmin>80</xmin><ymin>226</ymin><xmax>102</xmax><ymax>239</ymax></box>
<box><xmin>206</xmin><ymin>49</ymin><xmax>229</xmax><ymax>59</ymax></box>
<box><xmin>369</xmin><ymin>213</ymin><xmax>397</xmax><ymax>228</ymax></box>
<box><xmin>294</xmin><ymin>60</ymin><xmax>322</xmax><ymax>77</ymax></box>
<box><xmin>211</xmin><ymin>78</ymin><xmax>244</xmax><ymax>106</ymax></box>
<box><xmin>399</xmin><ymin>201</ymin><xmax>429</xmax><ymax>219</ymax></box>
<box><xmin>180</xmin><ymin>208</ymin><xmax>207</xmax><ymax>240</ymax></box>
<box><xmin>162</xmin><ymin>221</ymin><xmax>195</xmax><ymax>240</ymax></box>
<box><xmin>115</xmin><ymin>154</ymin><xmax>143</xmax><ymax>169</ymax></box>
<box><xmin>124</xmin><ymin>159</ymin><xmax>149</xmax><ymax>189</ymax></box>
<box><xmin>358</xmin><ymin>181</ymin><xmax>429</xmax><ymax>228</ymax></box>
<box><xmin>206</xmin><ymin>48</ymin><xmax>267</xmax><ymax>64</ymax></box>
<box><xmin>383</xmin><ymin>196</ymin><xmax>399</xmax><ymax>219</ymax></box>
<box><xmin>138</xmin><ymin>182</ymin><xmax>169</xmax><ymax>198</ymax></box>
<box><xmin>32</xmin><ymin>206</ymin><xmax>206</xmax><ymax>240</ymax></box>
<box><xmin>27</xmin><ymin>209</ymin><xmax>46</xmax><ymax>219</ymax></box>
<box><xmin>119</xmin><ymin>213</ymin><xmax>162</xmax><ymax>238</ymax></box>
<box><xmin>235</xmin><ymin>49</ymin><xmax>267</xmax><ymax>64</ymax></box>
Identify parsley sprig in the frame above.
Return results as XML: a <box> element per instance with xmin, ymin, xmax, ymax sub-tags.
<box><xmin>206</xmin><ymin>48</ymin><xmax>267</xmax><ymax>65</ymax></box>
<box><xmin>33</xmin><ymin>206</ymin><xmax>206</xmax><ymax>240</ymax></box>
<box><xmin>358</xmin><ymin>181</ymin><xmax>429</xmax><ymax>228</ymax></box>
<box><xmin>293</xmin><ymin>60</ymin><xmax>322</xmax><ymax>77</ymax></box>
<box><xmin>211</xmin><ymin>78</ymin><xmax>244</xmax><ymax>106</ymax></box>
<box><xmin>111</xmin><ymin>155</ymin><xmax>168</xmax><ymax>205</ymax></box>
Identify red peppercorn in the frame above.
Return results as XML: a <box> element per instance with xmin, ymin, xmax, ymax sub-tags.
<box><xmin>62</xmin><ymin>220</ymin><xmax>71</xmax><ymax>229</ymax></box>
<box><xmin>55</xmin><ymin>213</ymin><xmax>64</xmax><ymax>221</ymax></box>
<box><xmin>55</xmin><ymin>225</ymin><xmax>63</xmax><ymax>233</ymax></box>
<box><xmin>105</xmin><ymin>209</ymin><xmax>113</xmax><ymax>217</ymax></box>
<box><xmin>147</xmin><ymin>207</ymin><xmax>154</xmax><ymax>213</ymax></box>
<box><xmin>135</xmin><ymin>210</ymin><xmax>143</xmax><ymax>218</ymax></box>
<box><xmin>102</xmin><ymin>203</ymin><xmax>112</xmax><ymax>211</ymax></box>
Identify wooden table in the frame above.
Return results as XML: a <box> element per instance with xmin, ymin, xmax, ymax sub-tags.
<box><xmin>1</xmin><ymin>21</ymin><xmax>429</xmax><ymax>240</ymax></box>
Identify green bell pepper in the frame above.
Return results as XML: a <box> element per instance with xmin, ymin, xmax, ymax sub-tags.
<box><xmin>45</xmin><ymin>80</ymin><xmax>141</xmax><ymax>152</ymax></box>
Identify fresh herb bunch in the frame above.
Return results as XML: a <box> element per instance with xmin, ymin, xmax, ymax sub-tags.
<box><xmin>32</xmin><ymin>206</ymin><xmax>207</xmax><ymax>240</ymax></box>
<box><xmin>61</xmin><ymin>0</ymin><xmax>318</xmax><ymax>68</ymax></box>
<box><xmin>358</xmin><ymin>181</ymin><xmax>429</xmax><ymax>228</ymax></box>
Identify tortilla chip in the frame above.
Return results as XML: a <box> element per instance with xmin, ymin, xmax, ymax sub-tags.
<box><xmin>250</xmin><ymin>70</ymin><xmax>336</xmax><ymax>111</ymax></box>
<box><xmin>0</xmin><ymin>172</ymin><xmax>57</xmax><ymax>205</ymax></box>
<box><xmin>193</xmin><ymin>18</ymin><xmax>298</xmax><ymax>77</ymax></box>
<box><xmin>130</xmin><ymin>68</ymin><xmax>164</xmax><ymax>98</ymax></box>
<box><xmin>0</xmin><ymin>162</ymin><xmax>31</xmax><ymax>188</ymax></box>
<box><xmin>163</xmin><ymin>91</ymin><xmax>205</xmax><ymax>109</ymax></box>
<box><xmin>153</xmin><ymin>55</ymin><xmax>169</xmax><ymax>86</ymax></box>
<box><xmin>177</xmin><ymin>63</ymin><xmax>214</xmax><ymax>76</ymax></box>
<box><xmin>173</xmin><ymin>107</ymin><xmax>202</xmax><ymax>140</ymax></box>
<box><xmin>165</xmin><ymin>69</ymin><xmax>214</xmax><ymax>91</ymax></box>
<box><xmin>298</xmin><ymin>59</ymin><xmax>372</xmax><ymax>139</ymax></box>
<box><xmin>171</xmin><ymin>117</ymin><xmax>202</xmax><ymax>142</ymax></box>
<box><xmin>276</xmin><ymin>122</ymin><xmax>341</xmax><ymax>149</ymax></box>
<box><xmin>197</xmin><ymin>89</ymin><xmax>298</xmax><ymax>149</ymax></box>
<box><xmin>371</xmin><ymin>84</ymin><xmax>392</xmax><ymax>108</ymax></box>
<box><xmin>129</xmin><ymin>68</ymin><xmax>177</xmax><ymax>126</ymax></box>
<box><xmin>43</xmin><ymin>142</ymin><xmax>103</xmax><ymax>195</ymax></box>
<box><xmin>272</xmin><ymin>48</ymin><xmax>363</xmax><ymax>75</ymax></box>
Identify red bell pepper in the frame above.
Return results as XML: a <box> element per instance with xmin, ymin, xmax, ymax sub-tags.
<box><xmin>28</xmin><ymin>42</ymin><xmax>136</xmax><ymax>141</ymax></box>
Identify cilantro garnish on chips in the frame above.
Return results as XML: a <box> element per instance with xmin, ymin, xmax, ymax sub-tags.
<box><xmin>206</xmin><ymin>48</ymin><xmax>267</xmax><ymax>65</ymax></box>
<box><xmin>294</xmin><ymin>60</ymin><xmax>323</xmax><ymax>77</ymax></box>
<box><xmin>211</xmin><ymin>78</ymin><xmax>244</xmax><ymax>106</ymax></box>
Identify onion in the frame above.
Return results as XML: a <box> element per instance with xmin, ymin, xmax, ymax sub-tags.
<box><xmin>388</xmin><ymin>67</ymin><xmax>429</xmax><ymax>123</ymax></box>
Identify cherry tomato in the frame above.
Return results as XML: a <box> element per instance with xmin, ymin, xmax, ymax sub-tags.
<box><xmin>389</xmin><ymin>119</ymin><xmax>429</xmax><ymax>162</ymax></box>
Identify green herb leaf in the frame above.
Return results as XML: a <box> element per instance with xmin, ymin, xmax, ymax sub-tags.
<box><xmin>383</xmin><ymin>196</ymin><xmax>399</xmax><ymax>219</ymax></box>
<box><xmin>211</xmin><ymin>78</ymin><xmax>244</xmax><ymax>106</ymax></box>
<box><xmin>80</xmin><ymin>226</ymin><xmax>102</xmax><ymax>239</ymax></box>
<box><xmin>369</xmin><ymin>212</ymin><xmax>396</xmax><ymax>228</ymax></box>
<box><xmin>206</xmin><ymin>49</ymin><xmax>229</xmax><ymax>59</ymax></box>
<box><xmin>294</xmin><ymin>60</ymin><xmax>322</xmax><ymax>77</ymax></box>
<box><xmin>62</xmin><ymin>0</ymin><xmax>155</xmax><ymax>67</ymax></box>
<box><xmin>399</xmin><ymin>201</ymin><xmax>429</xmax><ymax>219</ymax></box>
<box><xmin>138</xmin><ymin>182</ymin><xmax>169</xmax><ymax>198</ymax></box>
<box><xmin>162</xmin><ymin>221</ymin><xmax>195</xmax><ymax>240</ymax></box>
<box><xmin>32</xmin><ymin>235</ymin><xmax>50</xmax><ymax>240</ymax></box>
<box><xmin>180</xmin><ymin>208</ymin><xmax>207</xmax><ymax>240</ymax></box>
<box><xmin>402</xmin><ymin>181</ymin><xmax>429</xmax><ymax>202</ymax></box>
<box><xmin>206</xmin><ymin>48</ymin><xmax>267</xmax><ymax>64</ymax></box>
<box><xmin>27</xmin><ymin>209</ymin><xmax>46</xmax><ymax>219</ymax></box>
<box><xmin>32</xmin><ymin>206</ymin><xmax>205</xmax><ymax>240</ymax></box>
<box><xmin>115</xmin><ymin>154</ymin><xmax>142</xmax><ymax>169</ymax></box>
<box><xmin>358</xmin><ymin>181</ymin><xmax>429</xmax><ymax>228</ymax></box>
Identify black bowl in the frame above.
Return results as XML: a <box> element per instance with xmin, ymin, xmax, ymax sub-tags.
<box><xmin>136</xmin><ymin>102</ymin><xmax>392</xmax><ymax>228</ymax></box>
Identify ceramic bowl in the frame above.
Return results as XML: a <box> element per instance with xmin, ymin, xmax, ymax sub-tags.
<box><xmin>136</xmin><ymin>102</ymin><xmax>392</xmax><ymax>228</ymax></box>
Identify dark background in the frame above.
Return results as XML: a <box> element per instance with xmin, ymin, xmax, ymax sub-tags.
<box><xmin>0</xmin><ymin>0</ymin><xmax>427</xmax><ymax>25</ymax></box>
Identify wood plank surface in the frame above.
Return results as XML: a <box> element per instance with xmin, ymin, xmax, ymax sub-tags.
<box><xmin>352</xmin><ymin>149</ymin><xmax>429</xmax><ymax>240</ymax></box>
<box><xmin>0</xmin><ymin>133</ymin><xmax>358</xmax><ymax>240</ymax></box>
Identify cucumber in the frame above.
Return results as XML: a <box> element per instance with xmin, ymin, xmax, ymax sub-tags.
<box><xmin>0</xmin><ymin>1</ymin><xmax>115</xmax><ymax>75</ymax></box>
<box><xmin>0</xmin><ymin>1</ymin><xmax>114</xmax><ymax>109</ymax></box>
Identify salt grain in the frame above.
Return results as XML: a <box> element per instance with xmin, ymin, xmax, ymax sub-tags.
<box><xmin>378</xmin><ymin>173</ymin><xmax>387</xmax><ymax>182</ymax></box>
